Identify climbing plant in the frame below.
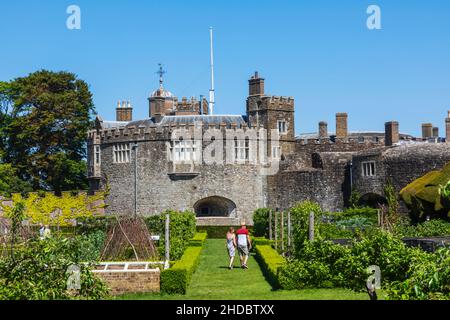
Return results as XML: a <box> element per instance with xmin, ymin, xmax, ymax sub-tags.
<box><xmin>1</xmin><ymin>191</ymin><xmax>106</xmax><ymax>227</ymax></box>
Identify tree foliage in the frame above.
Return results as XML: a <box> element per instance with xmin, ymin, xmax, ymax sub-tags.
<box><xmin>0</xmin><ymin>70</ymin><xmax>95</xmax><ymax>193</ymax></box>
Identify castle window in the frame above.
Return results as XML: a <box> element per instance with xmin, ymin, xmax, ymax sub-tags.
<box><xmin>113</xmin><ymin>143</ymin><xmax>130</xmax><ymax>163</ymax></box>
<box><xmin>272</xmin><ymin>146</ymin><xmax>281</xmax><ymax>159</ymax></box>
<box><xmin>234</xmin><ymin>138</ymin><xmax>249</xmax><ymax>161</ymax></box>
<box><xmin>95</xmin><ymin>146</ymin><xmax>101</xmax><ymax>165</ymax></box>
<box><xmin>173</xmin><ymin>140</ymin><xmax>199</xmax><ymax>162</ymax></box>
<box><xmin>277</xmin><ymin>120</ymin><xmax>287</xmax><ymax>134</ymax></box>
<box><xmin>362</xmin><ymin>161</ymin><xmax>376</xmax><ymax>177</ymax></box>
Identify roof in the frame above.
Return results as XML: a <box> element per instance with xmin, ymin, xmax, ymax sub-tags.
<box><xmin>159</xmin><ymin>115</ymin><xmax>247</xmax><ymax>126</ymax></box>
<box><xmin>101</xmin><ymin>120</ymin><xmax>130</xmax><ymax>129</ymax></box>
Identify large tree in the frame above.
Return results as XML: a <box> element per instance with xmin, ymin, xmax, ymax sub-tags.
<box><xmin>1</xmin><ymin>70</ymin><xmax>95</xmax><ymax>193</ymax></box>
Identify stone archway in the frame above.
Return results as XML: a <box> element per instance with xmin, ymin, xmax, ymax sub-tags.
<box><xmin>194</xmin><ymin>196</ymin><xmax>237</xmax><ymax>217</ymax></box>
<box><xmin>359</xmin><ymin>193</ymin><xmax>388</xmax><ymax>208</ymax></box>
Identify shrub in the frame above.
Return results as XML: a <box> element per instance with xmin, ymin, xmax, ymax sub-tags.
<box><xmin>289</xmin><ymin>201</ymin><xmax>322</xmax><ymax>255</ymax></box>
<box><xmin>385</xmin><ymin>248</ymin><xmax>450</xmax><ymax>300</ymax></box>
<box><xmin>255</xmin><ymin>245</ymin><xmax>286</xmax><ymax>288</ymax></box>
<box><xmin>145</xmin><ymin>210</ymin><xmax>196</xmax><ymax>260</ymax></box>
<box><xmin>189</xmin><ymin>232</ymin><xmax>208</xmax><ymax>247</ymax></box>
<box><xmin>76</xmin><ymin>230</ymin><xmax>106</xmax><ymax>261</ymax></box>
<box><xmin>196</xmin><ymin>225</ymin><xmax>248</xmax><ymax>239</ymax></box>
<box><xmin>0</xmin><ymin>236</ymin><xmax>109</xmax><ymax>300</ymax></box>
<box><xmin>253</xmin><ymin>208</ymin><xmax>270</xmax><ymax>237</ymax></box>
<box><xmin>160</xmin><ymin>246</ymin><xmax>203</xmax><ymax>294</ymax></box>
<box><xmin>394</xmin><ymin>219</ymin><xmax>450</xmax><ymax>238</ymax></box>
<box><xmin>252</xmin><ymin>237</ymin><xmax>274</xmax><ymax>247</ymax></box>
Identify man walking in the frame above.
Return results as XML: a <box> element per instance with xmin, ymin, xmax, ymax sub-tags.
<box><xmin>236</xmin><ymin>221</ymin><xmax>252</xmax><ymax>269</ymax></box>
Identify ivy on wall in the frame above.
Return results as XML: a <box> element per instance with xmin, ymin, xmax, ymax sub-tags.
<box><xmin>1</xmin><ymin>191</ymin><xmax>106</xmax><ymax>226</ymax></box>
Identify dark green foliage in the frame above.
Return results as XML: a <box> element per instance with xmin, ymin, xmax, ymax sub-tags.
<box><xmin>75</xmin><ymin>230</ymin><xmax>106</xmax><ymax>261</ymax></box>
<box><xmin>320</xmin><ymin>207</ymin><xmax>378</xmax><ymax>239</ymax></box>
<box><xmin>289</xmin><ymin>201</ymin><xmax>322</xmax><ymax>255</ymax></box>
<box><xmin>160</xmin><ymin>246</ymin><xmax>203</xmax><ymax>294</ymax></box>
<box><xmin>0</xmin><ymin>164</ymin><xmax>32</xmax><ymax>197</ymax></box>
<box><xmin>145</xmin><ymin>210</ymin><xmax>196</xmax><ymax>260</ymax></box>
<box><xmin>394</xmin><ymin>219</ymin><xmax>450</xmax><ymax>238</ymax></box>
<box><xmin>348</xmin><ymin>190</ymin><xmax>361</xmax><ymax>209</ymax></box>
<box><xmin>0</xmin><ymin>70</ymin><xmax>95</xmax><ymax>193</ymax></box>
<box><xmin>386</xmin><ymin>248</ymin><xmax>450</xmax><ymax>300</ymax></box>
<box><xmin>254</xmin><ymin>245</ymin><xmax>286</xmax><ymax>288</ymax></box>
<box><xmin>253</xmin><ymin>208</ymin><xmax>270</xmax><ymax>237</ymax></box>
<box><xmin>196</xmin><ymin>225</ymin><xmax>246</xmax><ymax>238</ymax></box>
<box><xmin>0</xmin><ymin>236</ymin><xmax>109</xmax><ymax>300</ymax></box>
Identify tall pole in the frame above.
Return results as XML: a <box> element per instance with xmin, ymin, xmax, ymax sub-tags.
<box><xmin>209</xmin><ymin>27</ymin><xmax>215</xmax><ymax>115</ymax></box>
<box><xmin>309</xmin><ymin>212</ymin><xmax>315</xmax><ymax>241</ymax></box>
<box><xmin>165</xmin><ymin>213</ymin><xmax>170</xmax><ymax>269</ymax></box>
<box><xmin>133</xmin><ymin>142</ymin><xmax>138</xmax><ymax>218</ymax></box>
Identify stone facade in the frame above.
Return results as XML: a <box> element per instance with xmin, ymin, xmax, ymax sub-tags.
<box><xmin>87</xmin><ymin>72</ymin><xmax>450</xmax><ymax>224</ymax></box>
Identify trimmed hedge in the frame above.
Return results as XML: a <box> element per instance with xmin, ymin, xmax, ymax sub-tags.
<box><xmin>254</xmin><ymin>245</ymin><xmax>286</xmax><ymax>289</ymax></box>
<box><xmin>160</xmin><ymin>246</ymin><xmax>203</xmax><ymax>294</ymax></box>
<box><xmin>189</xmin><ymin>232</ymin><xmax>208</xmax><ymax>247</ymax></box>
<box><xmin>252</xmin><ymin>236</ymin><xmax>274</xmax><ymax>247</ymax></box>
<box><xmin>196</xmin><ymin>226</ymin><xmax>253</xmax><ymax>238</ymax></box>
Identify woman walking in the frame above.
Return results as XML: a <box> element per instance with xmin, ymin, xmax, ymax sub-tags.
<box><xmin>225</xmin><ymin>227</ymin><xmax>237</xmax><ymax>270</ymax></box>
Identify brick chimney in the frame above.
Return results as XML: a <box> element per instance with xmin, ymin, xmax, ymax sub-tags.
<box><xmin>421</xmin><ymin>123</ymin><xmax>433</xmax><ymax>139</ymax></box>
<box><xmin>248</xmin><ymin>72</ymin><xmax>265</xmax><ymax>96</ymax></box>
<box><xmin>385</xmin><ymin>121</ymin><xmax>399</xmax><ymax>146</ymax></box>
<box><xmin>336</xmin><ymin>113</ymin><xmax>348</xmax><ymax>139</ymax></box>
<box><xmin>432</xmin><ymin>127</ymin><xmax>439</xmax><ymax>138</ymax></box>
<box><xmin>319</xmin><ymin>121</ymin><xmax>328</xmax><ymax>139</ymax></box>
<box><xmin>116</xmin><ymin>100</ymin><xmax>133</xmax><ymax>122</ymax></box>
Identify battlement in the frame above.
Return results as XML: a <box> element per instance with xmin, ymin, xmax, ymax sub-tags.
<box><xmin>88</xmin><ymin>121</ymin><xmax>276</xmax><ymax>143</ymax></box>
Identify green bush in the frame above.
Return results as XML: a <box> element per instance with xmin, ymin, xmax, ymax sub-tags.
<box><xmin>253</xmin><ymin>208</ymin><xmax>270</xmax><ymax>237</ymax></box>
<box><xmin>145</xmin><ymin>210</ymin><xmax>196</xmax><ymax>260</ymax></box>
<box><xmin>196</xmin><ymin>225</ymin><xmax>249</xmax><ymax>238</ymax></box>
<box><xmin>160</xmin><ymin>246</ymin><xmax>203</xmax><ymax>294</ymax></box>
<box><xmin>394</xmin><ymin>220</ymin><xmax>450</xmax><ymax>238</ymax></box>
<box><xmin>252</xmin><ymin>237</ymin><xmax>274</xmax><ymax>247</ymax></box>
<box><xmin>290</xmin><ymin>201</ymin><xmax>323</xmax><ymax>255</ymax></box>
<box><xmin>386</xmin><ymin>248</ymin><xmax>450</xmax><ymax>300</ymax></box>
<box><xmin>189</xmin><ymin>232</ymin><xmax>208</xmax><ymax>247</ymax></box>
<box><xmin>76</xmin><ymin>230</ymin><xmax>106</xmax><ymax>261</ymax></box>
<box><xmin>0</xmin><ymin>236</ymin><xmax>109</xmax><ymax>300</ymax></box>
<box><xmin>254</xmin><ymin>245</ymin><xmax>286</xmax><ymax>288</ymax></box>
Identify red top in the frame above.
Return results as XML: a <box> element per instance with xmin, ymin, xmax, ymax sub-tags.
<box><xmin>236</xmin><ymin>228</ymin><xmax>249</xmax><ymax>235</ymax></box>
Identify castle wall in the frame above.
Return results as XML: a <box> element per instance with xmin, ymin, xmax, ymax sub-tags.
<box><xmin>96</xmin><ymin>125</ymin><xmax>266</xmax><ymax>224</ymax></box>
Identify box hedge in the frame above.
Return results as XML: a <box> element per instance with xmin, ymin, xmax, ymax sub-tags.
<box><xmin>160</xmin><ymin>246</ymin><xmax>203</xmax><ymax>294</ymax></box>
<box><xmin>189</xmin><ymin>232</ymin><xmax>208</xmax><ymax>247</ymax></box>
<box><xmin>254</xmin><ymin>245</ymin><xmax>286</xmax><ymax>289</ymax></box>
<box><xmin>252</xmin><ymin>236</ymin><xmax>274</xmax><ymax>247</ymax></box>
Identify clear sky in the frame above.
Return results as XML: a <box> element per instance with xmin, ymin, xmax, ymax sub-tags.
<box><xmin>1</xmin><ymin>0</ymin><xmax>450</xmax><ymax>136</ymax></box>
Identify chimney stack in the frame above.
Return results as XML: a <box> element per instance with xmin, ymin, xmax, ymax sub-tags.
<box><xmin>385</xmin><ymin>121</ymin><xmax>399</xmax><ymax>146</ymax></box>
<box><xmin>432</xmin><ymin>127</ymin><xmax>439</xmax><ymax>138</ymax></box>
<box><xmin>116</xmin><ymin>100</ymin><xmax>133</xmax><ymax>122</ymax></box>
<box><xmin>336</xmin><ymin>113</ymin><xmax>348</xmax><ymax>139</ymax></box>
<box><xmin>248</xmin><ymin>72</ymin><xmax>265</xmax><ymax>96</ymax></box>
<box><xmin>319</xmin><ymin>121</ymin><xmax>328</xmax><ymax>139</ymax></box>
<box><xmin>421</xmin><ymin>123</ymin><xmax>433</xmax><ymax>139</ymax></box>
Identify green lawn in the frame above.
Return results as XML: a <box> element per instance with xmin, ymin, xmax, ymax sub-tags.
<box><xmin>119</xmin><ymin>239</ymin><xmax>373</xmax><ymax>300</ymax></box>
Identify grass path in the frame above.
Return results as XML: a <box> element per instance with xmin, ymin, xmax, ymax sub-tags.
<box><xmin>120</xmin><ymin>239</ymin><xmax>370</xmax><ymax>300</ymax></box>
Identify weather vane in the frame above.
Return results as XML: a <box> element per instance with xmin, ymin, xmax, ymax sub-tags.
<box><xmin>156</xmin><ymin>63</ymin><xmax>166</xmax><ymax>89</ymax></box>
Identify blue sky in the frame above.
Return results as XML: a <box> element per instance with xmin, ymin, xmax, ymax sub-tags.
<box><xmin>1</xmin><ymin>0</ymin><xmax>450</xmax><ymax>136</ymax></box>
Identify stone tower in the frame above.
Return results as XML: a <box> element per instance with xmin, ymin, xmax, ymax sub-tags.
<box><xmin>246</xmin><ymin>72</ymin><xmax>295</xmax><ymax>156</ymax></box>
<box><xmin>116</xmin><ymin>101</ymin><xmax>133</xmax><ymax>122</ymax></box>
<box><xmin>446</xmin><ymin>110</ymin><xmax>450</xmax><ymax>142</ymax></box>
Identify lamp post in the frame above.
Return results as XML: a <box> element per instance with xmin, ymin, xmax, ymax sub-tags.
<box><xmin>132</xmin><ymin>142</ymin><xmax>138</xmax><ymax>218</ymax></box>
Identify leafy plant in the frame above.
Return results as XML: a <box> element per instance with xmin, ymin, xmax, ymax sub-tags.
<box><xmin>253</xmin><ymin>208</ymin><xmax>270</xmax><ymax>237</ymax></box>
<box><xmin>145</xmin><ymin>210</ymin><xmax>196</xmax><ymax>260</ymax></box>
<box><xmin>0</xmin><ymin>236</ymin><xmax>109</xmax><ymax>300</ymax></box>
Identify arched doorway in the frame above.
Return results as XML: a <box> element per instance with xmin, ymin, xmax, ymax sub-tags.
<box><xmin>359</xmin><ymin>193</ymin><xmax>388</xmax><ymax>208</ymax></box>
<box><xmin>194</xmin><ymin>196</ymin><xmax>237</xmax><ymax>217</ymax></box>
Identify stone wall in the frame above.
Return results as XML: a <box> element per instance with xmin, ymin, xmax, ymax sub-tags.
<box><xmin>93</xmin><ymin>269</ymin><xmax>160</xmax><ymax>295</ymax></box>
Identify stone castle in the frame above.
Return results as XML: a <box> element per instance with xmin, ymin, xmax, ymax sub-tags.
<box><xmin>87</xmin><ymin>72</ymin><xmax>450</xmax><ymax>225</ymax></box>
